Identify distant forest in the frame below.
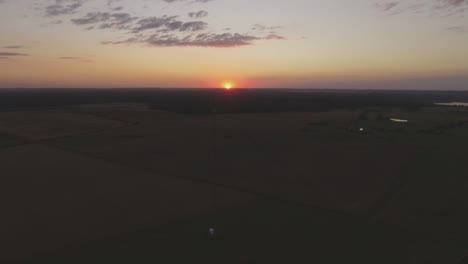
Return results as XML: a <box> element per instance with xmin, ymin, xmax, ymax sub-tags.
<box><xmin>1</xmin><ymin>88</ymin><xmax>468</xmax><ymax>114</ymax></box>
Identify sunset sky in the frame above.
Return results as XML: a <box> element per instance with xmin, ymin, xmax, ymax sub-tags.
<box><xmin>0</xmin><ymin>0</ymin><xmax>467</xmax><ymax>89</ymax></box>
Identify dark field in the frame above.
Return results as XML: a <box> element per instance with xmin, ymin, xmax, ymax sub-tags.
<box><xmin>2</xmin><ymin>89</ymin><xmax>468</xmax><ymax>263</ymax></box>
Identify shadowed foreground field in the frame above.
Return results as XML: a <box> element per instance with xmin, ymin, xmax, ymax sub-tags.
<box><xmin>2</xmin><ymin>89</ymin><xmax>468</xmax><ymax>263</ymax></box>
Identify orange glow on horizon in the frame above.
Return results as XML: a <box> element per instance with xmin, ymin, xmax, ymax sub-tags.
<box><xmin>222</xmin><ymin>81</ymin><xmax>234</xmax><ymax>90</ymax></box>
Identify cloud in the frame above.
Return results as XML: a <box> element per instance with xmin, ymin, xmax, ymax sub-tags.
<box><xmin>44</xmin><ymin>0</ymin><xmax>87</xmax><ymax>17</ymax></box>
<box><xmin>446</xmin><ymin>25</ymin><xmax>467</xmax><ymax>32</ymax></box>
<box><xmin>71</xmin><ymin>12</ymin><xmax>113</xmax><ymax>25</ymax></box>
<box><xmin>188</xmin><ymin>10</ymin><xmax>208</xmax><ymax>18</ymax></box>
<box><xmin>163</xmin><ymin>0</ymin><xmax>214</xmax><ymax>3</ymax></box>
<box><xmin>251</xmin><ymin>24</ymin><xmax>285</xmax><ymax>40</ymax></box>
<box><xmin>59</xmin><ymin>56</ymin><xmax>94</xmax><ymax>62</ymax></box>
<box><xmin>264</xmin><ymin>34</ymin><xmax>286</xmax><ymax>40</ymax></box>
<box><xmin>71</xmin><ymin>12</ymin><xmax>137</xmax><ymax>30</ymax></box>
<box><xmin>147</xmin><ymin>33</ymin><xmax>258</xmax><ymax>47</ymax></box>
<box><xmin>65</xmin><ymin>2</ymin><xmax>285</xmax><ymax>49</ymax></box>
<box><xmin>252</xmin><ymin>24</ymin><xmax>282</xmax><ymax>31</ymax></box>
<box><xmin>375</xmin><ymin>0</ymin><xmax>468</xmax><ymax>15</ymax></box>
<box><xmin>3</xmin><ymin>46</ymin><xmax>24</xmax><ymax>49</ymax></box>
<box><xmin>439</xmin><ymin>0</ymin><xmax>468</xmax><ymax>8</ymax></box>
<box><xmin>376</xmin><ymin>1</ymin><xmax>399</xmax><ymax>11</ymax></box>
<box><xmin>104</xmin><ymin>32</ymin><xmax>263</xmax><ymax>48</ymax></box>
<box><xmin>0</xmin><ymin>52</ymin><xmax>29</xmax><ymax>60</ymax></box>
<box><xmin>0</xmin><ymin>52</ymin><xmax>29</xmax><ymax>56</ymax></box>
<box><xmin>72</xmin><ymin>12</ymin><xmax>209</xmax><ymax>32</ymax></box>
<box><xmin>132</xmin><ymin>16</ymin><xmax>208</xmax><ymax>32</ymax></box>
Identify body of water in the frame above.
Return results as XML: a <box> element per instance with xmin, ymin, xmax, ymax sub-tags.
<box><xmin>434</xmin><ymin>102</ymin><xmax>468</xmax><ymax>107</ymax></box>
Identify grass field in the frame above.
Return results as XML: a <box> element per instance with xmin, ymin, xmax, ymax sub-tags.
<box><xmin>2</xmin><ymin>100</ymin><xmax>468</xmax><ymax>263</ymax></box>
<box><xmin>0</xmin><ymin>131</ymin><xmax>25</xmax><ymax>148</ymax></box>
<box><xmin>0</xmin><ymin>111</ymin><xmax>125</xmax><ymax>140</ymax></box>
<box><xmin>0</xmin><ymin>144</ymin><xmax>253</xmax><ymax>262</ymax></box>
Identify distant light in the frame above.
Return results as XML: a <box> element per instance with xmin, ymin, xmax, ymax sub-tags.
<box><xmin>360</xmin><ymin>128</ymin><xmax>364</xmax><ymax>132</ymax></box>
<box><xmin>209</xmin><ymin>227</ymin><xmax>215</xmax><ymax>236</ymax></box>
<box><xmin>390</xmin><ymin>118</ymin><xmax>409</xmax><ymax>123</ymax></box>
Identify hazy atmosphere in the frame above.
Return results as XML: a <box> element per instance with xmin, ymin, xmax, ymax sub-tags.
<box><xmin>4</xmin><ymin>2</ymin><xmax>468</xmax><ymax>264</ymax></box>
<box><xmin>0</xmin><ymin>0</ymin><xmax>467</xmax><ymax>89</ymax></box>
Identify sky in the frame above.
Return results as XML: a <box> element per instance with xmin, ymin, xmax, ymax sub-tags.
<box><xmin>0</xmin><ymin>0</ymin><xmax>467</xmax><ymax>89</ymax></box>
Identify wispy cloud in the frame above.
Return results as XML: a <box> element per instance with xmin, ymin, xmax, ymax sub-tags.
<box><xmin>188</xmin><ymin>10</ymin><xmax>208</xmax><ymax>18</ymax></box>
<box><xmin>59</xmin><ymin>56</ymin><xmax>81</xmax><ymax>59</ymax></box>
<box><xmin>59</xmin><ymin>56</ymin><xmax>94</xmax><ymax>62</ymax></box>
<box><xmin>0</xmin><ymin>51</ymin><xmax>29</xmax><ymax>60</ymax></box>
<box><xmin>376</xmin><ymin>1</ymin><xmax>399</xmax><ymax>12</ymax></box>
<box><xmin>71</xmin><ymin>12</ymin><xmax>137</xmax><ymax>30</ymax></box>
<box><xmin>252</xmin><ymin>24</ymin><xmax>282</xmax><ymax>31</ymax></box>
<box><xmin>264</xmin><ymin>34</ymin><xmax>286</xmax><ymax>40</ymax></box>
<box><xmin>375</xmin><ymin>0</ymin><xmax>468</xmax><ymax>15</ymax></box>
<box><xmin>446</xmin><ymin>25</ymin><xmax>467</xmax><ymax>33</ymax></box>
<box><xmin>163</xmin><ymin>0</ymin><xmax>214</xmax><ymax>3</ymax></box>
<box><xmin>2</xmin><ymin>45</ymin><xmax>24</xmax><ymax>49</ymax></box>
<box><xmin>0</xmin><ymin>52</ymin><xmax>29</xmax><ymax>56</ymax></box>
<box><xmin>131</xmin><ymin>16</ymin><xmax>208</xmax><ymax>33</ymax></box>
<box><xmin>44</xmin><ymin>0</ymin><xmax>87</xmax><ymax>17</ymax></box>
<box><xmin>104</xmin><ymin>32</ymin><xmax>261</xmax><ymax>47</ymax></box>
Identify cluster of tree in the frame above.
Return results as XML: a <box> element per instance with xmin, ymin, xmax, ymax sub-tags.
<box><xmin>1</xmin><ymin>88</ymin><xmax>466</xmax><ymax>114</ymax></box>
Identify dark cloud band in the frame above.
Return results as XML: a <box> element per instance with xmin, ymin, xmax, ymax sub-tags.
<box><xmin>0</xmin><ymin>52</ymin><xmax>29</xmax><ymax>56</ymax></box>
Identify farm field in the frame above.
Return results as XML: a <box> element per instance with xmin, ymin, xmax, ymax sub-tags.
<box><xmin>0</xmin><ymin>111</ymin><xmax>126</xmax><ymax>140</ymax></box>
<box><xmin>2</xmin><ymin>89</ymin><xmax>468</xmax><ymax>263</ymax></box>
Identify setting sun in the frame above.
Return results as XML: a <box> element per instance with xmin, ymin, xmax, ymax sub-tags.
<box><xmin>223</xmin><ymin>82</ymin><xmax>234</xmax><ymax>89</ymax></box>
